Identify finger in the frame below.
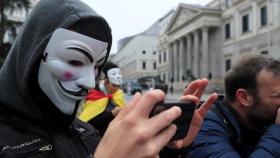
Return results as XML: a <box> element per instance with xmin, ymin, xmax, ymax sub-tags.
<box><xmin>169</xmin><ymin>140</ymin><xmax>184</xmax><ymax>149</ymax></box>
<box><xmin>197</xmin><ymin>93</ymin><xmax>218</xmax><ymax>117</ymax></box>
<box><xmin>179</xmin><ymin>95</ymin><xmax>200</xmax><ymax>105</ymax></box>
<box><xmin>131</xmin><ymin>89</ymin><xmax>165</xmax><ymax>117</ymax></box>
<box><xmin>276</xmin><ymin>108</ymin><xmax>280</xmax><ymax>124</ymax></box>
<box><xmin>153</xmin><ymin>124</ymin><xmax>177</xmax><ymax>150</ymax></box>
<box><xmin>126</xmin><ymin>92</ymin><xmax>142</xmax><ymax>109</ymax></box>
<box><xmin>148</xmin><ymin>106</ymin><xmax>181</xmax><ymax>136</ymax></box>
<box><xmin>183</xmin><ymin>79</ymin><xmax>202</xmax><ymax>95</ymax></box>
<box><xmin>192</xmin><ymin>78</ymin><xmax>208</xmax><ymax>98</ymax></box>
<box><xmin>166</xmin><ymin>139</ymin><xmax>184</xmax><ymax>149</ymax></box>
<box><xmin>116</xmin><ymin>92</ymin><xmax>141</xmax><ymax>119</ymax></box>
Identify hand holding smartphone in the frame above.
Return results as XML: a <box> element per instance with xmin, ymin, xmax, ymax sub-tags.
<box><xmin>150</xmin><ymin>101</ymin><xmax>196</xmax><ymax>140</ymax></box>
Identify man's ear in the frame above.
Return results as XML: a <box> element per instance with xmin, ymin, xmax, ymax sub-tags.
<box><xmin>236</xmin><ymin>89</ymin><xmax>252</xmax><ymax>107</ymax></box>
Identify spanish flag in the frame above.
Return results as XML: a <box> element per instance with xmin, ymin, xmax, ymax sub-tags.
<box><xmin>78</xmin><ymin>89</ymin><xmax>125</xmax><ymax>122</ymax></box>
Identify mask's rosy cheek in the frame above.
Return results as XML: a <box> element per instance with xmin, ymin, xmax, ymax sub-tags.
<box><xmin>64</xmin><ymin>71</ymin><xmax>73</xmax><ymax>80</ymax></box>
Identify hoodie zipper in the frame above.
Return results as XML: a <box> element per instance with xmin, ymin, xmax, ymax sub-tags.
<box><xmin>0</xmin><ymin>144</ymin><xmax>53</xmax><ymax>157</ymax></box>
<box><xmin>39</xmin><ymin>144</ymin><xmax>52</xmax><ymax>152</ymax></box>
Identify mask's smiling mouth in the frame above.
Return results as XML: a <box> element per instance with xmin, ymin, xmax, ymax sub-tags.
<box><xmin>58</xmin><ymin>81</ymin><xmax>88</xmax><ymax>97</ymax></box>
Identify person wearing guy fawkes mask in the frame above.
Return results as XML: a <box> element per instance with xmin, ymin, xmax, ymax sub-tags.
<box><xmin>0</xmin><ymin>0</ymin><xmax>113</xmax><ymax>156</ymax></box>
<box><xmin>78</xmin><ymin>62</ymin><xmax>125</xmax><ymax>136</ymax></box>
<box><xmin>0</xmin><ymin>0</ymin><xmax>219</xmax><ymax>157</ymax></box>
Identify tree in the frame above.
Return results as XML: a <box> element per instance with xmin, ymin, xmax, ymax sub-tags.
<box><xmin>0</xmin><ymin>0</ymin><xmax>30</xmax><ymax>59</ymax></box>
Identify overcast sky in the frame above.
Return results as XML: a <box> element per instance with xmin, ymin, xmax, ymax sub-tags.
<box><xmin>81</xmin><ymin>0</ymin><xmax>212</xmax><ymax>53</ymax></box>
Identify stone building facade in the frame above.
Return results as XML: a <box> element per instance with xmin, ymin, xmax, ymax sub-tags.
<box><xmin>158</xmin><ymin>0</ymin><xmax>280</xmax><ymax>93</ymax></box>
<box><xmin>158</xmin><ymin>3</ymin><xmax>223</xmax><ymax>92</ymax></box>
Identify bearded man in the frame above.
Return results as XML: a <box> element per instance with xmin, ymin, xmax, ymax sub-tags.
<box><xmin>189</xmin><ymin>54</ymin><xmax>280</xmax><ymax>158</ymax></box>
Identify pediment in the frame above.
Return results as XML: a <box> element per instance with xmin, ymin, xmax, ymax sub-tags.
<box><xmin>166</xmin><ymin>5</ymin><xmax>200</xmax><ymax>33</ymax></box>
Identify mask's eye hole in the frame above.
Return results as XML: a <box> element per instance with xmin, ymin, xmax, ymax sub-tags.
<box><xmin>68</xmin><ymin>60</ymin><xmax>83</xmax><ymax>66</ymax></box>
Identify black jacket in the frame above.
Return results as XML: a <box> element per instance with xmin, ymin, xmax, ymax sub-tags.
<box><xmin>0</xmin><ymin>111</ymin><xmax>101</xmax><ymax>157</ymax></box>
<box><xmin>0</xmin><ymin>0</ymin><xmax>112</xmax><ymax>157</ymax></box>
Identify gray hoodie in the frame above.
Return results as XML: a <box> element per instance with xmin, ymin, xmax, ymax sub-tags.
<box><xmin>0</xmin><ymin>0</ymin><xmax>112</xmax><ymax>157</ymax></box>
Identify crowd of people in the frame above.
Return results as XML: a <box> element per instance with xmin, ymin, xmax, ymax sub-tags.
<box><xmin>0</xmin><ymin>0</ymin><xmax>280</xmax><ymax>158</ymax></box>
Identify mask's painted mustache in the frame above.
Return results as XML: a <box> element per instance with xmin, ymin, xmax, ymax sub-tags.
<box><xmin>58</xmin><ymin>81</ymin><xmax>88</xmax><ymax>96</ymax></box>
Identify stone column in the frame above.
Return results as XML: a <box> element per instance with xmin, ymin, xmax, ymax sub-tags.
<box><xmin>201</xmin><ymin>27</ymin><xmax>209</xmax><ymax>78</ymax></box>
<box><xmin>168</xmin><ymin>43</ymin><xmax>174</xmax><ymax>82</ymax></box>
<box><xmin>173</xmin><ymin>40</ymin><xmax>178</xmax><ymax>82</ymax></box>
<box><xmin>252</xmin><ymin>1</ymin><xmax>257</xmax><ymax>34</ymax></box>
<box><xmin>179</xmin><ymin>37</ymin><xmax>185</xmax><ymax>82</ymax></box>
<box><xmin>186</xmin><ymin>34</ymin><xmax>192</xmax><ymax>72</ymax></box>
<box><xmin>193</xmin><ymin>30</ymin><xmax>199</xmax><ymax>78</ymax></box>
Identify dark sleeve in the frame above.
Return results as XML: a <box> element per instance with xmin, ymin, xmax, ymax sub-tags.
<box><xmin>88</xmin><ymin>111</ymin><xmax>114</xmax><ymax>136</ymax></box>
<box><xmin>249</xmin><ymin>124</ymin><xmax>280</xmax><ymax>158</ymax></box>
<box><xmin>188</xmin><ymin>110</ymin><xmax>241</xmax><ymax>158</ymax></box>
<box><xmin>189</xmin><ymin>109</ymin><xmax>280</xmax><ymax>158</ymax></box>
<box><xmin>73</xmin><ymin>119</ymin><xmax>101</xmax><ymax>154</ymax></box>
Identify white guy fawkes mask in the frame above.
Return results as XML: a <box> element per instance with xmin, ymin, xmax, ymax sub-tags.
<box><xmin>107</xmin><ymin>68</ymin><xmax>122</xmax><ymax>85</ymax></box>
<box><xmin>38</xmin><ymin>28</ymin><xmax>108</xmax><ymax>115</ymax></box>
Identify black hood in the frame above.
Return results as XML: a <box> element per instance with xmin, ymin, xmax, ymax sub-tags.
<box><xmin>0</xmin><ymin>0</ymin><xmax>112</xmax><ymax>126</ymax></box>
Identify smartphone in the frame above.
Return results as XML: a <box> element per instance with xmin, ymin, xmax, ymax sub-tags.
<box><xmin>149</xmin><ymin>101</ymin><xmax>196</xmax><ymax>140</ymax></box>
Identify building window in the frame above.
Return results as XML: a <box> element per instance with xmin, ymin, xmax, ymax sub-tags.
<box><xmin>242</xmin><ymin>14</ymin><xmax>249</xmax><ymax>33</ymax></box>
<box><xmin>225</xmin><ymin>23</ymin><xmax>231</xmax><ymax>40</ymax></box>
<box><xmin>225</xmin><ymin>0</ymin><xmax>229</xmax><ymax>8</ymax></box>
<box><xmin>153</xmin><ymin>51</ymin><xmax>156</xmax><ymax>55</ymax></box>
<box><xmin>261</xmin><ymin>50</ymin><xmax>268</xmax><ymax>54</ymax></box>
<box><xmin>163</xmin><ymin>73</ymin><xmax>166</xmax><ymax>82</ymax></box>
<box><xmin>163</xmin><ymin>52</ymin><xmax>166</xmax><ymax>62</ymax></box>
<box><xmin>260</xmin><ymin>6</ymin><xmax>267</xmax><ymax>27</ymax></box>
<box><xmin>225</xmin><ymin>59</ymin><xmax>231</xmax><ymax>71</ymax></box>
<box><xmin>153</xmin><ymin>62</ymin><xmax>156</xmax><ymax>69</ymax></box>
<box><xmin>142</xmin><ymin>61</ymin><xmax>146</xmax><ymax>69</ymax></box>
<box><xmin>159</xmin><ymin>54</ymin><xmax>162</xmax><ymax>63</ymax></box>
<box><xmin>142</xmin><ymin>50</ymin><xmax>146</xmax><ymax>54</ymax></box>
